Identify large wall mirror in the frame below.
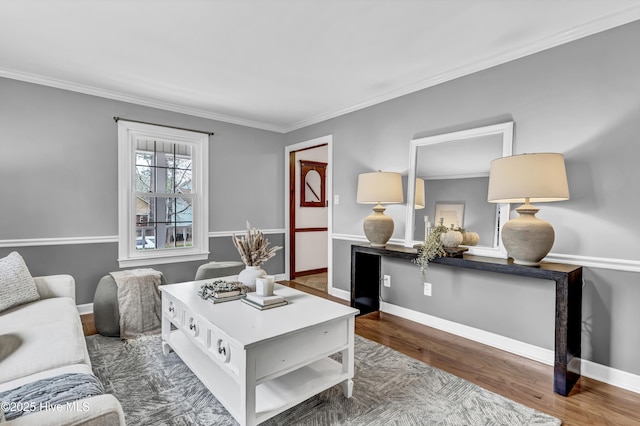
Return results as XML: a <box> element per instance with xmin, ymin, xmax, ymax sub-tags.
<box><xmin>404</xmin><ymin>122</ymin><xmax>513</xmax><ymax>258</ymax></box>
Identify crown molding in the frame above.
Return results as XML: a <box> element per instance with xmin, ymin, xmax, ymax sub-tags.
<box><xmin>0</xmin><ymin>67</ymin><xmax>286</xmax><ymax>133</ymax></box>
<box><xmin>283</xmin><ymin>6</ymin><xmax>640</xmax><ymax>132</ymax></box>
<box><xmin>2</xmin><ymin>6</ymin><xmax>639</xmax><ymax>134</ymax></box>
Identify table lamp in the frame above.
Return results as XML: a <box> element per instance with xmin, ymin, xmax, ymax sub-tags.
<box><xmin>357</xmin><ymin>171</ymin><xmax>404</xmax><ymax>247</ymax></box>
<box><xmin>487</xmin><ymin>153</ymin><xmax>569</xmax><ymax>266</ymax></box>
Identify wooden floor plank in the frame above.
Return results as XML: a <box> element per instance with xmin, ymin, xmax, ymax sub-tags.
<box><xmin>81</xmin><ymin>312</ymin><xmax>98</xmax><ymax>336</ymax></box>
<box><xmin>81</xmin><ymin>281</ymin><xmax>640</xmax><ymax>425</ymax></box>
<box><xmin>355</xmin><ymin>311</ymin><xmax>640</xmax><ymax>426</ymax></box>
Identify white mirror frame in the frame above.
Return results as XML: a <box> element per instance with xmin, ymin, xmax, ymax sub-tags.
<box><xmin>404</xmin><ymin>121</ymin><xmax>513</xmax><ymax>258</ymax></box>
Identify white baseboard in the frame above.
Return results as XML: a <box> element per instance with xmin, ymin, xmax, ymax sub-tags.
<box><xmin>328</xmin><ymin>287</ymin><xmax>350</xmax><ymax>301</ymax></box>
<box><xmin>76</xmin><ymin>271</ymin><xmax>640</xmax><ymax>394</ymax></box>
<box><xmin>380</xmin><ymin>301</ymin><xmax>640</xmax><ymax>395</ymax></box>
<box><xmin>381</xmin><ymin>302</ymin><xmax>554</xmax><ymax>365</ymax></box>
<box><xmin>77</xmin><ymin>303</ymin><xmax>93</xmax><ymax>315</ymax></box>
<box><xmin>581</xmin><ymin>359</ymin><xmax>640</xmax><ymax>394</ymax></box>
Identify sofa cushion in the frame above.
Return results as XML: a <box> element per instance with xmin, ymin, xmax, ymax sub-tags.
<box><xmin>0</xmin><ymin>297</ymin><xmax>79</xmax><ymax>330</ymax></box>
<box><xmin>0</xmin><ymin>252</ymin><xmax>40</xmax><ymax>313</ymax></box>
<box><xmin>0</xmin><ymin>299</ymin><xmax>89</xmax><ymax>385</ymax></box>
<box><xmin>0</xmin><ymin>373</ymin><xmax>104</xmax><ymax>421</ymax></box>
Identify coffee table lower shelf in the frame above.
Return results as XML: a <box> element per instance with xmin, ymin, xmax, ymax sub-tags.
<box><xmin>166</xmin><ymin>330</ymin><xmax>348</xmax><ymax>425</ymax></box>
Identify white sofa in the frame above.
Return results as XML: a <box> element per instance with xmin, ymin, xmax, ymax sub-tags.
<box><xmin>0</xmin><ymin>275</ymin><xmax>125</xmax><ymax>425</ymax></box>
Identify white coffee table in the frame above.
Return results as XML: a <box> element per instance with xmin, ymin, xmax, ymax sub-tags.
<box><xmin>160</xmin><ymin>278</ymin><xmax>359</xmax><ymax>426</ymax></box>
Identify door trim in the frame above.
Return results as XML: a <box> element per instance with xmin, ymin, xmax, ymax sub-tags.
<box><xmin>284</xmin><ymin>135</ymin><xmax>333</xmax><ymax>292</ymax></box>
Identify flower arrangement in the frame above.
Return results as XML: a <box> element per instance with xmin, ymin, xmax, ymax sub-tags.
<box><xmin>414</xmin><ymin>224</ymin><xmax>473</xmax><ymax>273</ymax></box>
<box><xmin>232</xmin><ymin>222</ymin><xmax>282</xmax><ymax>267</ymax></box>
<box><xmin>413</xmin><ymin>224</ymin><xmax>448</xmax><ymax>273</ymax></box>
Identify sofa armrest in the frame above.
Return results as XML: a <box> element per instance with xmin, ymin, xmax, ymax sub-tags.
<box><xmin>4</xmin><ymin>394</ymin><xmax>125</xmax><ymax>426</ymax></box>
<box><xmin>32</xmin><ymin>275</ymin><xmax>76</xmax><ymax>302</ymax></box>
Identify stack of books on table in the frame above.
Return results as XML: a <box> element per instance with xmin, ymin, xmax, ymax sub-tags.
<box><xmin>241</xmin><ymin>292</ymin><xmax>288</xmax><ymax>310</ymax></box>
<box><xmin>198</xmin><ymin>280</ymin><xmax>248</xmax><ymax>304</ymax></box>
<box><xmin>209</xmin><ymin>291</ymin><xmax>243</xmax><ymax>304</ymax></box>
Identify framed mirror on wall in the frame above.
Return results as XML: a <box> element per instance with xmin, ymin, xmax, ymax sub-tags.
<box><xmin>404</xmin><ymin>121</ymin><xmax>513</xmax><ymax>258</ymax></box>
<box><xmin>300</xmin><ymin>160</ymin><xmax>327</xmax><ymax>207</ymax></box>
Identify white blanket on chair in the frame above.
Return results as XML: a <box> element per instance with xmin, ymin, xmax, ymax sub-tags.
<box><xmin>110</xmin><ymin>268</ymin><xmax>163</xmax><ymax>339</ymax></box>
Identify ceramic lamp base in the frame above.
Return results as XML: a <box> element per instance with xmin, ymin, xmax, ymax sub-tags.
<box><xmin>502</xmin><ymin>202</ymin><xmax>555</xmax><ymax>266</ymax></box>
<box><xmin>363</xmin><ymin>203</ymin><xmax>394</xmax><ymax>247</ymax></box>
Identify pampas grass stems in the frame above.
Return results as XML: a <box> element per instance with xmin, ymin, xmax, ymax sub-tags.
<box><xmin>232</xmin><ymin>222</ymin><xmax>282</xmax><ymax>266</ymax></box>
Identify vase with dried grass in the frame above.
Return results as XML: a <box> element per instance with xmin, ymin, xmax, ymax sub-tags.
<box><xmin>232</xmin><ymin>222</ymin><xmax>282</xmax><ymax>289</ymax></box>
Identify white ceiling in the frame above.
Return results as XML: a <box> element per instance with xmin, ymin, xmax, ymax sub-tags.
<box><xmin>2</xmin><ymin>1</ymin><xmax>640</xmax><ymax>133</ymax></box>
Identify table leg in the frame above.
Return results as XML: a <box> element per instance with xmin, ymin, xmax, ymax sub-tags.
<box><xmin>342</xmin><ymin>317</ymin><xmax>355</xmax><ymax>398</ymax></box>
<box><xmin>342</xmin><ymin>379</ymin><xmax>354</xmax><ymax>398</ymax></box>
<box><xmin>161</xmin><ymin>307</ymin><xmax>172</xmax><ymax>355</ymax></box>
<box><xmin>239</xmin><ymin>350</ymin><xmax>258</xmax><ymax>426</ymax></box>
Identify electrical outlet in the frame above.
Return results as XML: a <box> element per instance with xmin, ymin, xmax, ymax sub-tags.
<box><xmin>383</xmin><ymin>275</ymin><xmax>391</xmax><ymax>287</ymax></box>
<box><xmin>423</xmin><ymin>282</ymin><xmax>432</xmax><ymax>296</ymax></box>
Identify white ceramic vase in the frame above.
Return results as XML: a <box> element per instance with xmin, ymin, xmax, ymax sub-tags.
<box><xmin>440</xmin><ymin>230</ymin><xmax>463</xmax><ymax>248</ymax></box>
<box><xmin>237</xmin><ymin>265</ymin><xmax>266</xmax><ymax>290</ymax></box>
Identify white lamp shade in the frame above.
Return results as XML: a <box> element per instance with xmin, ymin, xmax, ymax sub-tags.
<box><xmin>415</xmin><ymin>178</ymin><xmax>425</xmax><ymax>209</ymax></box>
<box><xmin>356</xmin><ymin>171</ymin><xmax>404</xmax><ymax>204</ymax></box>
<box><xmin>487</xmin><ymin>153</ymin><xmax>570</xmax><ymax>203</ymax></box>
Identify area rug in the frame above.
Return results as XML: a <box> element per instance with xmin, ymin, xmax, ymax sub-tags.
<box><xmin>86</xmin><ymin>334</ymin><xmax>561</xmax><ymax>425</ymax></box>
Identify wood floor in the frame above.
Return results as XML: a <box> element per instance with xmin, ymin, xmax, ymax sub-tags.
<box><xmin>290</xmin><ymin>271</ymin><xmax>328</xmax><ymax>292</ymax></box>
<box><xmin>80</xmin><ymin>313</ymin><xmax>98</xmax><ymax>337</ymax></box>
<box><xmin>82</xmin><ymin>281</ymin><xmax>640</xmax><ymax>425</ymax></box>
<box><xmin>281</xmin><ymin>281</ymin><xmax>640</xmax><ymax>425</ymax></box>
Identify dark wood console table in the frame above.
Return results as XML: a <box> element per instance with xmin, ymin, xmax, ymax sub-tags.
<box><xmin>351</xmin><ymin>243</ymin><xmax>582</xmax><ymax>396</ymax></box>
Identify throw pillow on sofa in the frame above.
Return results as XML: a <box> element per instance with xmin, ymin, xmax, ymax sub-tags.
<box><xmin>0</xmin><ymin>251</ymin><xmax>40</xmax><ymax>313</ymax></box>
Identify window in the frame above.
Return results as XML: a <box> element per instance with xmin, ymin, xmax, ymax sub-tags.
<box><xmin>118</xmin><ymin>121</ymin><xmax>209</xmax><ymax>267</ymax></box>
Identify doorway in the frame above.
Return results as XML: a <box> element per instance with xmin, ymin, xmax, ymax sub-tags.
<box><xmin>284</xmin><ymin>136</ymin><xmax>332</xmax><ymax>293</ymax></box>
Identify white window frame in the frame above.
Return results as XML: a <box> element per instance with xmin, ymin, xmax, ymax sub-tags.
<box><xmin>117</xmin><ymin>120</ymin><xmax>209</xmax><ymax>267</ymax></box>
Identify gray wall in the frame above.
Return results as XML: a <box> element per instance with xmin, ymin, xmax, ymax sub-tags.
<box><xmin>0</xmin><ymin>78</ymin><xmax>286</xmax><ymax>303</ymax></box>
<box><xmin>287</xmin><ymin>21</ymin><xmax>640</xmax><ymax>375</ymax></box>
<box><xmin>2</xmin><ymin>19</ymin><xmax>639</xmax><ymax>379</ymax></box>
